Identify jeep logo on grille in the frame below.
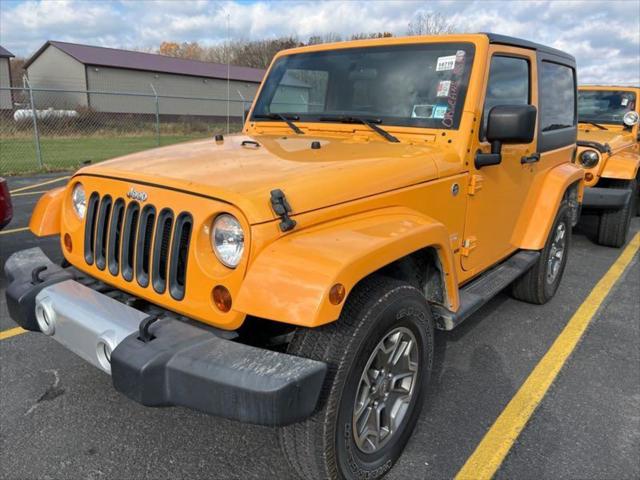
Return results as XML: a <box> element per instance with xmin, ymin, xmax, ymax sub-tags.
<box><xmin>127</xmin><ymin>187</ymin><xmax>148</xmax><ymax>202</ymax></box>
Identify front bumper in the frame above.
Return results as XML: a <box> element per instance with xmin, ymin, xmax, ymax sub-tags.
<box><xmin>582</xmin><ymin>187</ymin><xmax>632</xmax><ymax>210</ymax></box>
<box><xmin>4</xmin><ymin>248</ymin><xmax>327</xmax><ymax>426</ymax></box>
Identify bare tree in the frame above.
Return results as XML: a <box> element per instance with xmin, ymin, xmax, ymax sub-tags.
<box><xmin>407</xmin><ymin>12</ymin><xmax>455</xmax><ymax>35</ymax></box>
<box><xmin>9</xmin><ymin>57</ymin><xmax>26</xmax><ymax>87</ymax></box>
<box><xmin>307</xmin><ymin>33</ymin><xmax>343</xmax><ymax>45</ymax></box>
<box><xmin>350</xmin><ymin>32</ymin><xmax>393</xmax><ymax>40</ymax></box>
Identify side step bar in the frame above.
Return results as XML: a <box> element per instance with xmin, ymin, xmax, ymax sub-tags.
<box><xmin>433</xmin><ymin>250</ymin><xmax>540</xmax><ymax>330</ymax></box>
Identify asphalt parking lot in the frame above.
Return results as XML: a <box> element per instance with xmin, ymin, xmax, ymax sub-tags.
<box><xmin>1</xmin><ymin>174</ymin><xmax>639</xmax><ymax>480</ymax></box>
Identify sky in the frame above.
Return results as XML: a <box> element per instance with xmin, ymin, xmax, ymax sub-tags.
<box><xmin>0</xmin><ymin>0</ymin><xmax>639</xmax><ymax>85</ymax></box>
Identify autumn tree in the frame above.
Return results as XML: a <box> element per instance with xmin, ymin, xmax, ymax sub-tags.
<box><xmin>159</xmin><ymin>41</ymin><xmax>180</xmax><ymax>57</ymax></box>
<box><xmin>159</xmin><ymin>41</ymin><xmax>204</xmax><ymax>60</ymax></box>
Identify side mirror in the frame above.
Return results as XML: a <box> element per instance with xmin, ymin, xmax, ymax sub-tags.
<box><xmin>476</xmin><ymin>105</ymin><xmax>537</xmax><ymax>168</ymax></box>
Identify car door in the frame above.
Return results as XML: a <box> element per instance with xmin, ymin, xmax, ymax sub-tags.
<box><xmin>461</xmin><ymin>46</ymin><xmax>539</xmax><ymax>273</ymax></box>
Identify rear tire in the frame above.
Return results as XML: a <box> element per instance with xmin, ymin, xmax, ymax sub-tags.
<box><xmin>597</xmin><ymin>180</ymin><xmax>635</xmax><ymax>248</ymax></box>
<box><xmin>279</xmin><ymin>275</ymin><xmax>434</xmax><ymax>480</ymax></box>
<box><xmin>511</xmin><ymin>201</ymin><xmax>571</xmax><ymax>304</ymax></box>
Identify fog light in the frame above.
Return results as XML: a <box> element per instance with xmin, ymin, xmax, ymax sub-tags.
<box><xmin>329</xmin><ymin>283</ymin><xmax>346</xmax><ymax>305</ymax></box>
<box><xmin>64</xmin><ymin>233</ymin><xmax>73</xmax><ymax>252</ymax></box>
<box><xmin>213</xmin><ymin>285</ymin><xmax>232</xmax><ymax>312</ymax></box>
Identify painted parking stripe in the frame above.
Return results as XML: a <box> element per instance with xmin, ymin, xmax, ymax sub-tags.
<box><xmin>0</xmin><ymin>327</ymin><xmax>27</xmax><ymax>341</ymax></box>
<box><xmin>9</xmin><ymin>176</ymin><xmax>70</xmax><ymax>194</ymax></box>
<box><xmin>0</xmin><ymin>226</ymin><xmax>30</xmax><ymax>236</ymax></box>
<box><xmin>455</xmin><ymin>232</ymin><xmax>640</xmax><ymax>480</ymax></box>
<box><xmin>11</xmin><ymin>190</ymin><xmax>49</xmax><ymax>197</ymax></box>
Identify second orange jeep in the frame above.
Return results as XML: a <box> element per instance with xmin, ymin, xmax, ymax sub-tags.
<box><xmin>576</xmin><ymin>85</ymin><xmax>639</xmax><ymax>247</ymax></box>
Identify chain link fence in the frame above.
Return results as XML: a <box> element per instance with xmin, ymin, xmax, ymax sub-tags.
<box><xmin>0</xmin><ymin>84</ymin><xmax>252</xmax><ymax>175</ymax></box>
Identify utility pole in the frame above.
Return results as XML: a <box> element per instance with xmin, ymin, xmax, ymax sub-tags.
<box><xmin>226</xmin><ymin>12</ymin><xmax>231</xmax><ymax>135</ymax></box>
<box><xmin>25</xmin><ymin>76</ymin><xmax>43</xmax><ymax>168</ymax></box>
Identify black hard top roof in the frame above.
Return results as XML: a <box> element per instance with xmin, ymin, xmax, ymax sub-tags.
<box><xmin>483</xmin><ymin>33</ymin><xmax>575</xmax><ymax>62</ymax></box>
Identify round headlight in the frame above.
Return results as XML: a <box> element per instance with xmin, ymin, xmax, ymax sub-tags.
<box><xmin>579</xmin><ymin>150</ymin><xmax>599</xmax><ymax>168</ymax></box>
<box><xmin>71</xmin><ymin>183</ymin><xmax>86</xmax><ymax>218</ymax></box>
<box><xmin>212</xmin><ymin>214</ymin><xmax>244</xmax><ymax>268</ymax></box>
<box><xmin>623</xmin><ymin>110</ymin><xmax>639</xmax><ymax>127</ymax></box>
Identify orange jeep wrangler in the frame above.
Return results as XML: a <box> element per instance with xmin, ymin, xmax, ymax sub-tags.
<box><xmin>5</xmin><ymin>34</ymin><xmax>583</xmax><ymax>479</ymax></box>
<box><xmin>576</xmin><ymin>85</ymin><xmax>639</xmax><ymax>247</ymax></box>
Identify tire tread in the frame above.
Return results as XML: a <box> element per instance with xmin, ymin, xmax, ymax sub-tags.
<box><xmin>279</xmin><ymin>275</ymin><xmax>432</xmax><ymax>480</ymax></box>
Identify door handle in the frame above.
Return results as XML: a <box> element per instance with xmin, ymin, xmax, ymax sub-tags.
<box><xmin>521</xmin><ymin>153</ymin><xmax>540</xmax><ymax>164</ymax></box>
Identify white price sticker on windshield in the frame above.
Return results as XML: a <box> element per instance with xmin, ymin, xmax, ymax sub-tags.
<box><xmin>621</xmin><ymin>98</ymin><xmax>629</xmax><ymax>106</ymax></box>
<box><xmin>436</xmin><ymin>55</ymin><xmax>456</xmax><ymax>71</ymax></box>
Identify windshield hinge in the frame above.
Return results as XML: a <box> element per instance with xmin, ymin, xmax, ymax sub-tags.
<box><xmin>270</xmin><ymin>189</ymin><xmax>297</xmax><ymax>232</ymax></box>
<box><xmin>460</xmin><ymin>236</ymin><xmax>477</xmax><ymax>257</ymax></box>
<box><xmin>468</xmin><ymin>175</ymin><xmax>483</xmax><ymax>196</ymax></box>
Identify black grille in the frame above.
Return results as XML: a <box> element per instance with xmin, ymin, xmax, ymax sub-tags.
<box><xmin>83</xmin><ymin>194</ymin><xmax>193</xmax><ymax>300</ymax></box>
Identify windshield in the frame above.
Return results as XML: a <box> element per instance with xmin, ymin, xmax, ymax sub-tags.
<box><xmin>252</xmin><ymin>42</ymin><xmax>475</xmax><ymax>130</ymax></box>
<box><xmin>578</xmin><ymin>90</ymin><xmax>637</xmax><ymax>125</ymax></box>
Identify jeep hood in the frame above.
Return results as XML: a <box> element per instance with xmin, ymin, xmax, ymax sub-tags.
<box><xmin>79</xmin><ymin>135</ymin><xmax>451</xmax><ymax>224</ymax></box>
<box><xmin>578</xmin><ymin>128</ymin><xmax>635</xmax><ymax>154</ymax></box>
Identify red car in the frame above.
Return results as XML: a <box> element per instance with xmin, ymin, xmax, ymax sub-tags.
<box><xmin>0</xmin><ymin>177</ymin><xmax>13</xmax><ymax>230</ymax></box>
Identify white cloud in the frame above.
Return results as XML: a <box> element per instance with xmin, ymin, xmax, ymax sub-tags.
<box><xmin>0</xmin><ymin>0</ymin><xmax>638</xmax><ymax>84</ymax></box>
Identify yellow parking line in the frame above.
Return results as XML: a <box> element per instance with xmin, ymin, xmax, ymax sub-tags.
<box><xmin>0</xmin><ymin>226</ymin><xmax>30</xmax><ymax>236</ymax></box>
<box><xmin>9</xmin><ymin>176</ymin><xmax>70</xmax><ymax>194</ymax></box>
<box><xmin>11</xmin><ymin>190</ymin><xmax>48</xmax><ymax>197</ymax></box>
<box><xmin>0</xmin><ymin>327</ymin><xmax>27</xmax><ymax>341</ymax></box>
<box><xmin>455</xmin><ymin>232</ymin><xmax>640</xmax><ymax>480</ymax></box>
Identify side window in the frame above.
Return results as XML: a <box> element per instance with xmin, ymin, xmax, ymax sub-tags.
<box><xmin>482</xmin><ymin>56</ymin><xmax>530</xmax><ymax>136</ymax></box>
<box><xmin>539</xmin><ymin>61</ymin><xmax>575</xmax><ymax>131</ymax></box>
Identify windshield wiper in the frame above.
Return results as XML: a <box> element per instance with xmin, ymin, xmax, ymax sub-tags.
<box><xmin>319</xmin><ymin>115</ymin><xmax>400</xmax><ymax>143</ymax></box>
<box><xmin>578</xmin><ymin>120</ymin><xmax>607</xmax><ymax>130</ymax></box>
<box><xmin>253</xmin><ymin>113</ymin><xmax>304</xmax><ymax>135</ymax></box>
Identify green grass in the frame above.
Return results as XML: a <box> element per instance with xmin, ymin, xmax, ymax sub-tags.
<box><xmin>0</xmin><ymin>135</ymin><xmax>205</xmax><ymax>175</ymax></box>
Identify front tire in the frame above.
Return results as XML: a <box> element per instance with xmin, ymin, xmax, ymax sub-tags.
<box><xmin>597</xmin><ymin>179</ymin><xmax>635</xmax><ymax>247</ymax></box>
<box><xmin>511</xmin><ymin>201</ymin><xmax>572</xmax><ymax>304</ymax></box>
<box><xmin>279</xmin><ymin>276</ymin><xmax>434</xmax><ymax>480</ymax></box>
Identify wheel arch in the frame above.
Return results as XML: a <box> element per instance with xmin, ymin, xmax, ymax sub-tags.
<box><xmin>235</xmin><ymin>207</ymin><xmax>459</xmax><ymax>328</ymax></box>
<box><xmin>600</xmin><ymin>150</ymin><xmax>640</xmax><ymax>181</ymax></box>
<box><xmin>29</xmin><ymin>187</ymin><xmax>65</xmax><ymax>236</ymax></box>
<box><xmin>513</xmin><ymin>163</ymin><xmax>584</xmax><ymax>250</ymax></box>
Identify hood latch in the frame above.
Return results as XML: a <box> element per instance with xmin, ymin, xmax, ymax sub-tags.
<box><xmin>270</xmin><ymin>189</ymin><xmax>297</xmax><ymax>232</ymax></box>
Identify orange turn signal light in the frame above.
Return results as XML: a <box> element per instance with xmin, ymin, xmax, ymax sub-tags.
<box><xmin>585</xmin><ymin>172</ymin><xmax>594</xmax><ymax>182</ymax></box>
<box><xmin>63</xmin><ymin>233</ymin><xmax>73</xmax><ymax>253</ymax></box>
<box><xmin>213</xmin><ymin>285</ymin><xmax>232</xmax><ymax>312</ymax></box>
<box><xmin>329</xmin><ymin>283</ymin><xmax>346</xmax><ymax>305</ymax></box>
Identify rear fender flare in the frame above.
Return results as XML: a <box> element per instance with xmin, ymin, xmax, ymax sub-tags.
<box><xmin>515</xmin><ymin>163</ymin><xmax>584</xmax><ymax>250</ymax></box>
<box><xmin>235</xmin><ymin>207</ymin><xmax>459</xmax><ymax>328</ymax></box>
